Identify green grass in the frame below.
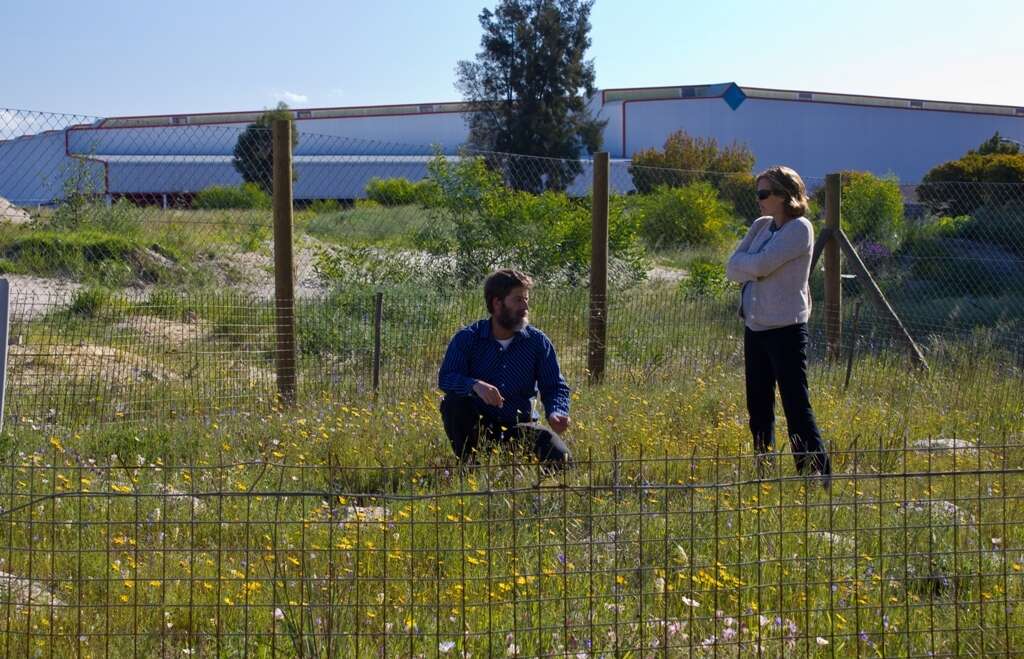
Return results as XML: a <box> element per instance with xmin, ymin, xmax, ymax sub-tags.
<box><xmin>0</xmin><ymin>349</ymin><xmax>1021</xmax><ymax>656</ymax></box>
<box><xmin>2</xmin><ymin>200</ymin><xmax>1023</xmax><ymax>655</ymax></box>
<box><xmin>303</xmin><ymin>203</ymin><xmax>440</xmax><ymax>249</ymax></box>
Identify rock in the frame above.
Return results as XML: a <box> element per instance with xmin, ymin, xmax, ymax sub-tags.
<box><xmin>912</xmin><ymin>438</ymin><xmax>978</xmax><ymax>457</ymax></box>
<box><xmin>900</xmin><ymin>500</ymin><xmax>977</xmax><ymax>528</ymax></box>
<box><xmin>808</xmin><ymin>531</ymin><xmax>856</xmax><ymax>553</ymax></box>
<box><xmin>154</xmin><ymin>484</ymin><xmax>206</xmax><ymax>514</ymax></box>
<box><xmin>0</xmin><ymin>571</ymin><xmax>64</xmax><ymax>608</ymax></box>
<box><xmin>343</xmin><ymin>506</ymin><xmax>388</xmax><ymax>523</ymax></box>
<box><xmin>0</xmin><ymin>197</ymin><xmax>31</xmax><ymax>224</ymax></box>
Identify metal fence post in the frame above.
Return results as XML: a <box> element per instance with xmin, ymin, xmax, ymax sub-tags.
<box><xmin>588</xmin><ymin>152</ymin><xmax>609</xmax><ymax>383</ymax></box>
<box><xmin>273</xmin><ymin>120</ymin><xmax>298</xmax><ymax>405</ymax></box>
<box><xmin>0</xmin><ymin>279</ymin><xmax>8</xmax><ymax>433</ymax></box>
<box><xmin>824</xmin><ymin>173</ymin><xmax>842</xmax><ymax>361</ymax></box>
<box><xmin>372</xmin><ymin>291</ymin><xmax>383</xmax><ymax>401</ymax></box>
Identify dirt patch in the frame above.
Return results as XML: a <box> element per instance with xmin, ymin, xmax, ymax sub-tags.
<box><xmin>4</xmin><ymin>275</ymin><xmax>83</xmax><ymax>320</ymax></box>
<box><xmin>8</xmin><ymin>344</ymin><xmax>180</xmax><ymax>386</ymax></box>
<box><xmin>208</xmin><ymin>236</ymin><xmax>328</xmax><ymax>299</ymax></box>
<box><xmin>114</xmin><ymin>315</ymin><xmax>209</xmax><ymax>348</ymax></box>
<box><xmin>0</xmin><ymin>197</ymin><xmax>31</xmax><ymax>224</ymax></box>
<box><xmin>647</xmin><ymin>265</ymin><xmax>687</xmax><ymax>282</ymax></box>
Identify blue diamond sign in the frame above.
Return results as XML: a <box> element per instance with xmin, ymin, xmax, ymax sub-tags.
<box><xmin>723</xmin><ymin>84</ymin><xmax>746</xmax><ymax>111</ymax></box>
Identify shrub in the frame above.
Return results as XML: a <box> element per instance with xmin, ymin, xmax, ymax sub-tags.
<box><xmin>305</xmin><ymin>199</ymin><xmax>343</xmax><ymax>215</ymax></box>
<box><xmin>680</xmin><ymin>259</ymin><xmax>732</xmax><ymax>297</ymax></box>
<box><xmin>69</xmin><ymin>286</ymin><xmax>113</xmax><ymax>317</ymax></box>
<box><xmin>416</xmin><ymin>153</ymin><xmax>646</xmax><ymax>285</ymax></box>
<box><xmin>628</xmin><ymin>130</ymin><xmax>755</xmax><ymax>196</ymax></box>
<box><xmin>841</xmin><ymin>172</ymin><xmax>905</xmax><ymax>248</ymax></box>
<box><xmin>51</xmin><ymin>197</ymin><xmax>145</xmax><ymax>235</ymax></box>
<box><xmin>919</xmin><ymin>152</ymin><xmax>1024</xmax><ymax>215</ymax></box>
<box><xmin>365</xmin><ymin>178</ymin><xmax>440</xmax><ymax>207</ymax></box>
<box><xmin>636</xmin><ymin>182</ymin><xmax>740</xmax><ymax>249</ymax></box>
<box><xmin>194</xmin><ymin>183</ymin><xmax>271</xmax><ymax>210</ymax></box>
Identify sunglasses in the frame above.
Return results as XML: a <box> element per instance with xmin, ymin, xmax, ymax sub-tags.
<box><xmin>756</xmin><ymin>189</ymin><xmax>777</xmax><ymax>200</ymax></box>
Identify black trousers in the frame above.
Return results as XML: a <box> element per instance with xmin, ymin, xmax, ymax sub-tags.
<box><xmin>440</xmin><ymin>394</ymin><xmax>570</xmax><ymax>466</ymax></box>
<box><xmin>744</xmin><ymin>323</ymin><xmax>831</xmax><ymax>476</ymax></box>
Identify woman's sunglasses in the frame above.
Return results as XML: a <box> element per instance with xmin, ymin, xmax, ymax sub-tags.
<box><xmin>756</xmin><ymin>189</ymin><xmax>777</xmax><ymax>200</ymax></box>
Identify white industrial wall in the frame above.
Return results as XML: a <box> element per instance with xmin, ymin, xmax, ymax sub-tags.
<box><xmin>620</xmin><ymin>97</ymin><xmax>1024</xmax><ymax>181</ymax></box>
<box><xmin>0</xmin><ymin>131</ymin><xmax>105</xmax><ymax>206</ymax></box>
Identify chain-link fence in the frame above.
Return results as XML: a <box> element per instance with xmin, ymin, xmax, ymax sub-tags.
<box><xmin>2</xmin><ymin>108</ymin><xmax>1024</xmax><ymax>428</ymax></box>
<box><xmin>2</xmin><ymin>107</ymin><xmax>1024</xmax><ymax>655</ymax></box>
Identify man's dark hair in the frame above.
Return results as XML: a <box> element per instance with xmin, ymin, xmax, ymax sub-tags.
<box><xmin>484</xmin><ymin>269</ymin><xmax>533</xmax><ymax>314</ymax></box>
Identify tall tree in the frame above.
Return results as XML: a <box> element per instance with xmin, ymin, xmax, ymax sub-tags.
<box><xmin>232</xmin><ymin>102</ymin><xmax>299</xmax><ymax>194</ymax></box>
<box><xmin>456</xmin><ymin>0</ymin><xmax>606</xmax><ymax>192</ymax></box>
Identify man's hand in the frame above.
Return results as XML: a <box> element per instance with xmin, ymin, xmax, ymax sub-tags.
<box><xmin>547</xmin><ymin>413</ymin><xmax>570</xmax><ymax>435</ymax></box>
<box><xmin>472</xmin><ymin>380</ymin><xmax>504</xmax><ymax>408</ymax></box>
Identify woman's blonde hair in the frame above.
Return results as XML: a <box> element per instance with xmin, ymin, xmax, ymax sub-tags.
<box><xmin>757</xmin><ymin>166</ymin><xmax>809</xmax><ymax>219</ymax></box>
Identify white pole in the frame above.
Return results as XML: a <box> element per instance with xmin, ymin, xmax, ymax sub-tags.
<box><xmin>0</xmin><ymin>278</ymin><xmax>8</xmax><ymax>433</ymax></box>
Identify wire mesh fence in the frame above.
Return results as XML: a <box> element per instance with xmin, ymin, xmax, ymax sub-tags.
<box><xmin>1</xmin><ymin>442</ymin><xmax>1023</xmax><ymax>656</ymax></box>
<box><xmin>2</xmin><ymin>106</ymin><xmax>1024</xmax><ymax>654</ymax></box>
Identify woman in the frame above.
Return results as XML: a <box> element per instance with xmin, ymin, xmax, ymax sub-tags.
<box><xmin>726</xmin><ymin>166</ymin><xmax>831</xmax><ymax>486</ymax></box>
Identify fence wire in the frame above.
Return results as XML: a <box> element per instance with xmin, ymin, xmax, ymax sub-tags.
<box><xmin>1</xmin><ymin>443</ymin><xmax>1023</xmax><ymax>657</ymax></box>
<box><xmin>1</xmin><ymin>107</ymin><xmax>1024</xmax><ymax>654</ymax></box>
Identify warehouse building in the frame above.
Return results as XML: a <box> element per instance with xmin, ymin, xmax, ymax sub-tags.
<box><xmin>1</xmin><ymin>82</ymin><xmax>1022</xmax><ymax>206</ymax></box>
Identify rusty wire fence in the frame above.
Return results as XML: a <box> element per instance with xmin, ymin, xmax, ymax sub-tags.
<box><xmin>1</xmin><ymin>107</ymin><xmax>1024</xmax><ymax>655</ymax></box>
<box><xmin>1</xmin><ymin>442</ymin><xmax>1024</xmax><ymax>656</ymax></box>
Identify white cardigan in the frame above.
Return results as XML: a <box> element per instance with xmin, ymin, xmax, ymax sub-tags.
<box><xmin>726</xmin><ymin>216</ymin><xmax>814</xmax><ymax>331</ymax></box>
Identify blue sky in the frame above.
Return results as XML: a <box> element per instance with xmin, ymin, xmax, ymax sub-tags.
<box><xmin>2</xmin><ymin>0</ymin><xmax>1022</xmax><ymax>117</ymax></box>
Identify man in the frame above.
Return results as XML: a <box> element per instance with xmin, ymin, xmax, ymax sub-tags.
<box><xmin>438</xmin><ymin>269</ymin><xmax>572</xmax><ymax>465</ymax></box>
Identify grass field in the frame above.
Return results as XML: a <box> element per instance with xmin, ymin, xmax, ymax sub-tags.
<box><xmin>1</xmin><ymin>201</ymin><xmax>1023</xmax><ymax>656</ymax></box>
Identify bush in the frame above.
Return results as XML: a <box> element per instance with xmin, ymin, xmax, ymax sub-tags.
<box><xmin>919</xmin><ymin>152</ymin><xmax>1024</xmax><ymax>215</ymax></box>
<box><xmin>841</xmin><ymin>172</ymin><xmax>905</xmax><ymax>248</ymax></box>
<box><xmin>365</xmin><ymin>177</ymin><xmax>440</xmax><ymax>207</ymax></box>
<box><xmin>636</xmin><ymin>182</ymin><xmax>741</xmax><ymax>249</ymax></box>
<box><xmin>69</xmin><ymin>286</ymin><xmax>114</xmax><ymax>317</ymax></box>
<box><xmin>628</xmin><ymin>130</ymin><xmax>755</xmax><ymax>196</ymax></box>
<box><xmin>51</xmin><ymin>197</ymin><xmax>145</xmax><ymax>235</ymax></box>
<box><xmin>305</xmin><ymin>199</ymin><xmax>343</xmax><ymax>215</ymax></box>
<box><xmin>416</xmin><ymin>153</ymin><xmax>646</xmax><ymax>285</ymax></box>
<box><xmin>680</xmin><ymin>259</ymin><xmax>732</xmax><ymax>297</ymax></box>
<box><xmin>194</xmin><ymin>183</ymin><xmax>271</xmax><ymax>210</ymax></box>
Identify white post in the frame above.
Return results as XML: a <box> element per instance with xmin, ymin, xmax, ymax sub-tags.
<box><xmin>0</xmin><ymin>279</ymin><xmax>9</xmax><ymax>433</ymax></box>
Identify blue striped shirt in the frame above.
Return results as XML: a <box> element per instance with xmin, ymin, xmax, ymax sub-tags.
<box><xmin>438</xmin><ymin>319</ymin><xmax>571</xmax><ymax>426</ymax></box>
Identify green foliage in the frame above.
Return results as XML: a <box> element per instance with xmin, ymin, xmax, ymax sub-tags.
<box><xmin>194</xmin><ymin>183</ymin><xmax>272</xmax><ymax>210</ymax></box>
<box><xmin>840</xmin><ymin>172</ymin><xmax>905</xmax><ymax>248</ymax></box>
<box><xmin>0</xmin><ymin>230</ymin><xmax>165</xmax><ymax>285</ymax></box>
<box><xmin>919</xmin><ymin>152</ymin><xmax>1024</xmax><ymax>215</ymax></box>
<box><xmin>628</xmin><ymin>130</ymin><xmax>756</xmax><ymax>198</ymax></box>
<box><xmin>69</xmin><ymin>286</ymin><xmax>114</xmax><ymax>317</ymax></box>
<box><xmin>364</xmin><ymin>177</ymin><xmax>440</xmax><ymax>207</ymax></box>
<box><xmin>231</xmin><ymin>102</ymin><xmax>299</xmax><ymax>194</ymax></box>
<box><xmin>971</xmin><ymin>131</ymin><xmax>1021</xmax><ymax>156</ymax></box>
<box><xmin>304</xmin><ymin>199</ymin><xmax>343</xmax><ymax>215</ymax></box>
<box><xmin>635</xmin><ymin>182</ymin><xmax>741</xmax><ymax>249</ymax></box>
<box><xmin>312</xmin><ymin>245</ymin><xmax>427</xmax><ymax>288</ymax></box>
<box><xmin>455</xmin><ymin>0</ymin><xmax>606</xmax><ymax>191</ymax></box>
<box><xmin>416</xmin><ymin>153</ymin><xmax>645</xmax><ymax>285</ymax></box>
<box><xmin>52</xmin><ymin>184</ymin><xmax>145</xmax><ymax>236</ymax></box>
<box><xmin>680</xmin><ymin>259</ymin><xmax>732</xmax><ymax>297</ymax></box>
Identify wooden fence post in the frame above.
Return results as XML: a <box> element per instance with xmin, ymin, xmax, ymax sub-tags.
<box><xmin>824</xmin><ymin>173</ymin><xmax>842</xmax><ymax>361</ymax></box>
<box><xmin>272</xmin><ymin>119</ymin><xmax>297</xmax><ymax>405</ymax></box>
<box><xmin>372</xmin><ymin>291</ymin><xmax>383</xmax><ymax>401</ymax></box>
<box><xmin>587</xmin><ymin>153</ymin><xmax>609</xmax><ymax>383</ymax></box>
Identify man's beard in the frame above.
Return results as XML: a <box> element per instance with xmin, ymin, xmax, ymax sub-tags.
<box><xmin>496</xmin><ymin>307</ymin><xmax>528</xmax><ymax>331</ymax></box>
